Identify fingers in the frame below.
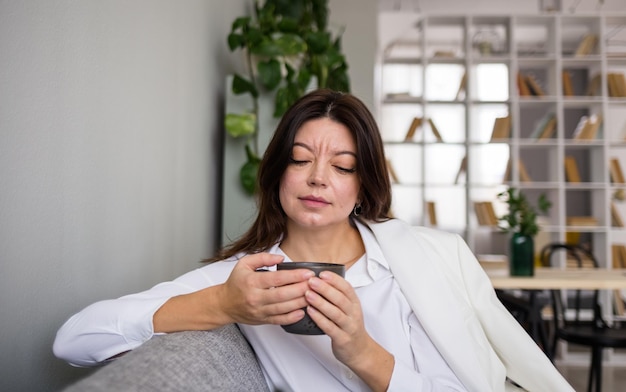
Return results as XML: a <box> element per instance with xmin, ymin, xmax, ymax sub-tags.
<box><xmin>305</xmin><ymin>272</ymin><xmax>359</xmax><ymax>333</ymax></box>
<box><xmin>239</xmin><ymin>252</ymin><xmax>284</xmax><ymax>271</ymax></box>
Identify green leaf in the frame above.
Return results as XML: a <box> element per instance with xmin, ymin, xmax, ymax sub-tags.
<box><xmin>251</xmin><ymin>33</ymin><xmax>307</xmax><ymax>57</ymax></box>
<box><xmin>232</xmin><ymin>74</ymin><xmax>258</xmax><ymax>98</ymax></box>
<box><xmin>274</xmin><ymin>87</ymin><xmax>291</xmax><ymax>118</ymax></box>
<box><xmin>297</xmin><ymin>68</ymin><xmax>312</xmax><ymax>90</ymax></box>
<box><xmin>240</xmin><ymin>145</ymin><xmax>261</xmax><ymax>195</ymax></box>
<box><xmin>311</xmin><ymin>0</ymin><xmax>328</xmax><ymax>30</ymax></box>
<box><xmin>305</xmin><ymin>31</ymin><xmax>331</xmax><ymax>54</ymax></box>
<box><xmin>244</xmin><ymin>27</ymin><xmax>264</xmax><ymax>47</ymax></box>
<box><xmin>277</xmin><ymin>17</ymin><xmax>299</xmax><ymax>33</ymax></box>
<box><xmin>227</xmin><ymin>33</ymin><xmax>244</xmax><ymax>51</ymax></box>
<box><xmin>231</xmin><ymin>17</ymin><xmax>250</xmax><ymax>32</ymax></box>
<box><xmin>272</xmin><ymin>0</ymin><xmax>306</xmax><ymax>20</ymax></box>
<box><xmin>224</xmin><ymin>113</ymin><xmax>256</xmax><ymax>138</ymax></box>
<box><xmin>257</xmin><ymin>59</ymin><xmax>282</xmax><ymax>90</ymax></box>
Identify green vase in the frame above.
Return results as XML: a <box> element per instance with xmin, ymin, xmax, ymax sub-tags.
<box><xmin>510</xmin><ymin>233</ymin><xmax>534</xmax><ymax>276</ymax></box>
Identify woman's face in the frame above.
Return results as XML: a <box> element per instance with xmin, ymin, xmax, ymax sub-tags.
<box><xmin>279</xmin><ymin>117</ymin><xmax>361</xmax><ymax>231</ymax></box>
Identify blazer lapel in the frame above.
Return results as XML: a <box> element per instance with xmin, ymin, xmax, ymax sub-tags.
<box><xmin>369</xmin><ymin>220</ymin><xmax>494</xmax><ymax>392</ymax></box>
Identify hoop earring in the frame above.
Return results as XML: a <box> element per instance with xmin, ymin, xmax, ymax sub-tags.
<box><xmin>353</xmin><ymin>203</ymin><xmax>362</xmax><ymax>217</ymax></box>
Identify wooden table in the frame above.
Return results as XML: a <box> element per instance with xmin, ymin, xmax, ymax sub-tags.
<box><xmin>485</xmin><ymin>267</ymin><xmax>626</xmax><ymax>357</ymax></box>
<box><xmin>486</xmin><ymin>267</ymin><xmax>626</xmax><ymax>290</ymax></box>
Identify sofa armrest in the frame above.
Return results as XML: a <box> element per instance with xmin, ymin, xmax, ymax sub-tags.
<box><xmin>63</xmin><ymin>324</ymin><xmax>270</xmax><ymax>392</ymax></box>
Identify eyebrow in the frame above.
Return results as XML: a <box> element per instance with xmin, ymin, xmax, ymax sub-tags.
<box><xmin>292</xmin><ymin>142</ymin><xmax>357</xmax><ymax>158</ymax></box>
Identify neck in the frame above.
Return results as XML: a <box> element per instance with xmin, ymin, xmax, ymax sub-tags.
<box><xmin>280</xmin><ymin>220</ymin><xmax>365</xmax><ymax>268</ymax></box>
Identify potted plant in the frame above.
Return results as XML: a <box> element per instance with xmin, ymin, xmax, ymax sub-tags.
<box><xmin>497</xmin><ymin>187</ymin><xmax>552</xmax><ymax>276</ymax></box>
<box><xmin>225</xmin><ymin>0</ymin><xmax>350</xmax><ymax>195</ymax></box>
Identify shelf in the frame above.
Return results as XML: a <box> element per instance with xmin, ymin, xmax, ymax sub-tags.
<box><xmin>378</xmin><ymin>14</ymin><xmax>626</xmax><ymax>283</ymax></box>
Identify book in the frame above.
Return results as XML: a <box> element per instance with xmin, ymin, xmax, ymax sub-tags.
<box><xmin>572</xmin><ymin>114</ymin><xmax>602</xmax><ymax>140</ymax></box>
<box><xmin>564</xmin><ymin>156</ymin><xmax>582</xmax><ymax>183</ymax></box>
<box><xmin>490</xmin><ymin>115</ymin><xmax>511</xmax><ymax>141</ymax></box>
<box><xmin>586</xmin><ymin>73</ymin><xmax>602</xmax><ymax>96</ymax></box>
<box><xmin>518</xmin><ymin>159</ymin><xmax>532</xmax><ymax>182</ymax></box>
<box><xmin>483</xmin><ymin>201</ymin><xmax>499</xmax><ymax>225</ymax></box>
<box><xmin>611</xmin><ymin>202</ymin><xmax>625</xmax><ymax>227</ymax></box>
<box><xmin>566</xmin><ymin>216</ymin><xmax>599</xmax><ymax>226</ymax></box>
<box><xmin>427</xmin><ymin>118</ymin><xmax>444</xmax><ymax>142</ymax></box>
<box><xmin>454</xmin><ymin>155</ymin><xmax>468</xmax><ymax>184</ymax></box>
<box><xmin>610</xmin><ymin>158</ymin><xmax>625</xmax><ymax>184</ymax></box>
<box><xmin>404</xmin><ymin>117</ymin><xmax>423</xmax><ymax>141</ymax></box>
<box><xmin>525</xmin><ymin>74</ymin><xmax>545</xmax><ymax>96</ymax></box>
<box><xmin>574</xmin><ymin>34</ymin><xmax>598</xmax><ymax>57</ymax></box>
<box><xmin>530</xmin><ymin>113</ymin><xmax>556</xmax><ymax>140</ymax></box>
<box><xmin>386</xmin><ymin>159</ymin><xmax>400</xmax><ymax>183</ymax></box>
<box><xmin>608</xmin><ymin>72</ymin><xmax>626</xmax><ymax>97</ymax></box>
<box><xmin>562</xmin><ymin>71</ymin><xmax>574</xmax><ymax>96</ymax></box>
<box><xmin>474</xmin><ymin>201</ymin><xmax>498</xmax><ymax>226</ymax></box>
<box><xmin>517</xmin><ymin>72</ymin><xmax>531</xmax><ymax>96</ymax></box>
<box><xmin>502</xmin><ymin>158</ymin><xmax>531</xmax><ymax>182</ymax></box>
<box><xmin>477</xmin><ymin>254</ymin><xmax>508</xmax><ymax>270</ymax></box>
<box><xmin>613</xmin><ymin>244</ymin><xmax>626</xmax><ymax>268</ymax></box>
<box><xmin>426</xmin><ymin>201</ymin><xmax>437</xmax><ymax>226</ymax></box>
<box><xmin>612</xmin><ymin>244</ymin><xmax>625</xmax><ymax>268</ymax></box>
<box><xmin>455</xmin><ymin>71</ymin><xmax>467</xmax><ymax>100</ymax></box>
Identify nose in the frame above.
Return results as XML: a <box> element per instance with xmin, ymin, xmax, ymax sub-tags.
<box><xmin>307</xmin><ymin>162</ymin><xmax>327</xmax><ymax>187</ymax></box>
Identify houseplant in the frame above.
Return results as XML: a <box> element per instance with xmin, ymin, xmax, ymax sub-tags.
<box><xmin>225</xmin><ymin>0</ymin><xmax>350</xmax><ymax>195</ymax></box>
<box><xmin>497</xmin><ymin>187</ymin><xmax>552</xmax><ymax>276</ymax></box>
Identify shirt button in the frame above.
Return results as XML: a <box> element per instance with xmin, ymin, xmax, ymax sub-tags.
<box><xmin>344</xmin><ymin>369</ymin><xmax>354</xmax><ymax>379</ymax></box>
<box><xmin>371</xmin><ymin>263</ymin><xmax>378</xmax><ymax>272</ymax></box>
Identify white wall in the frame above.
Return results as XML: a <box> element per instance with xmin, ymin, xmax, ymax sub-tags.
<box><xmin>330</xmin><ymin>0</ymin><xmax>378</xmax><ymax>110</ymax></box>
<box><xmin>0</xmin><ymin>0</ymin><xmax>247</xmax><ymax>390</ymax></box>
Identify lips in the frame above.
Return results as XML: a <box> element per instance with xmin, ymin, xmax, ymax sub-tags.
<box><xmin>300</xmin><ymin>195</ymin><xmax>330</xmax><ymax>206</ymax></box>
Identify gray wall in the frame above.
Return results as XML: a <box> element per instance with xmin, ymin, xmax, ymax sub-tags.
<box><xmin>0</xmin><ymin>0</ymin><xmax>248</xmax><ymax>390</ymax></box>
<box><xmin>0</xmin><ymin>0</ymin><xmax>375</xmax><ymax>391</ymax></box>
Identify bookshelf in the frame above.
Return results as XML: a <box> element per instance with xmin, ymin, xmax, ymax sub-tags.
<box><xmin>378</xmin><ymin>13</ymin><xmax>626</xmax><ymax>360</ymax></box>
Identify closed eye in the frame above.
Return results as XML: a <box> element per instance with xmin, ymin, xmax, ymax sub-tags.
<box><xmin>335</xmin><ymin>166</ymin><xmax>356</xmax><ymax>174</ymax></box>
<box><xmin>289</xmin><ymin>157</ymin><xmax>309</xmax><ymax>166</ymax></box>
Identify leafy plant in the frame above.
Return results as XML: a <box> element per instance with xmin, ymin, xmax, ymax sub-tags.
<box><xmin>225</xmin><ymin>0</ymin><xmax>350</xmax><ymax>195</ymax></box>
<box><xmin>497</xmin><ymin>187</ymin><xmax>552</xmax><ymax>237</ymax></box>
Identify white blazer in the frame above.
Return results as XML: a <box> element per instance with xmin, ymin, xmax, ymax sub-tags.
<box><xmin>368</xmin><ymin>219</ymin><xmax>574</xmax><ymax>392</ymax></box>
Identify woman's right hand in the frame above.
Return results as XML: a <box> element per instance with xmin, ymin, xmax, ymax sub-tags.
<box><xmin>217</xmin><ymin>253</ymin><xmax>315</xmax><ymax>326</ymax></box>
<box><xmin>153</xmin><ymin>253</ymin><xmax>315</xmax><ymax>332</ymax></box>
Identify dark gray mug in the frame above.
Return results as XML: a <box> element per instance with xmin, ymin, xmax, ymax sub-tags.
<box><xmin>276</xmin><ymin>262</ymin><xmax>346</xmax><ymax>335</ymax></box>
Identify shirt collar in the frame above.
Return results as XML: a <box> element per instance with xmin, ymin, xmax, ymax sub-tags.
<box><xmin>266</xmin><ymin>219</ymin><xmax>390</xmax><ymax>280</ymax></box>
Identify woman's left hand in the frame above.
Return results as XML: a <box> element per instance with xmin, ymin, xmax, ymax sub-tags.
<box><xmin>305</xmin><ymin>272</ymin><xmax>394</xmax><ymax>391</ymax></box>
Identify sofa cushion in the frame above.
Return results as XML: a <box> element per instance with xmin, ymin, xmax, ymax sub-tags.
<box><xmin>63</xmin><ymin>325</ymin><xmax>270</xmax><ymax>392</ymax></box>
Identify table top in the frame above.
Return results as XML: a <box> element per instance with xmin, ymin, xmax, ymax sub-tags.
<box><xmin>485</xmin><ymin>267</ymin><xmax>626</xmax><ymax>290</ymax></box>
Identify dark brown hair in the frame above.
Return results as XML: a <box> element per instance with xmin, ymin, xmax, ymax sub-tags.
<box><xmin>210</xmin><ymin>89</ymin><xmax>391</xmax><ymax>261</ymax></box>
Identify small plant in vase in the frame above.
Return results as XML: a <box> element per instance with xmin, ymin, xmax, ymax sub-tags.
<box><xmin>497</xmin><ymin>187</ymin><xmax>552</xmax><ymax>276</ymax></box>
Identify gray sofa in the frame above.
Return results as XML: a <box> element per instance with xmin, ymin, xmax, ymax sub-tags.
<box><xmin>63</xmin><ymin>324</ymin><xmax>270</xmax><ymax>392</ymax></box>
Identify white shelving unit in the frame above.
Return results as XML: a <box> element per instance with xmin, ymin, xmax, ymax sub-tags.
<box><xmin>378</xmin><ymin>13</ymin><xmax>626</xmax><ymax>364</ymax></box>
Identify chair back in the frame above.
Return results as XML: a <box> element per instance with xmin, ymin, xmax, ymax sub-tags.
<box><xmin>539</xmin><ymin>243</ymin><xmax>604</xmax><ymax>331</ymax></box>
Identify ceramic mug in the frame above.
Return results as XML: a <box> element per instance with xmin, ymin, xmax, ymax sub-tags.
<box><xmin>276</xmin><ymin>262</ymin><xmax>346</xmax><ymax>335</ymax></box>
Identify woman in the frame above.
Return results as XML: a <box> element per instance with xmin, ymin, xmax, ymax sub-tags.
<box><xmin>54</xmin><ymin>89</ymin><xmax>573</xmax><ymax>391</ymax></box>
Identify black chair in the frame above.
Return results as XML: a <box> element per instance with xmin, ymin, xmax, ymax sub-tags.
<box><xmin>540</xmin><ymin>243</ymin><xmax>626</xmax><ymax>392</ymax></box>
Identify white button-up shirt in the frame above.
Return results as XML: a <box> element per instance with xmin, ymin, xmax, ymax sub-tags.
<box><xmin>54</xmin><ymin>221</ymin><xmax>467</xmax><ymax>391</ymax></box>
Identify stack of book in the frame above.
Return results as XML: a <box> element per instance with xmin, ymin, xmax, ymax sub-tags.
<box><xmin>530</xmin><ymin>112</ymin><xmax>557</xmax><ymax>140</ymax></box>
<box><xmin>517</xmin><ymin>71</ymin><xmax>545</xmax><ymax>96</ymax></box>
<box><xmin>566</xmin><ymin>216</ymin><xmax>599</xmax><ymax>227</ymax></box>
<box><xmin>403</xmin><ymin>116</ymin><xmax>443</xmax><ymax>142</ymax></box>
